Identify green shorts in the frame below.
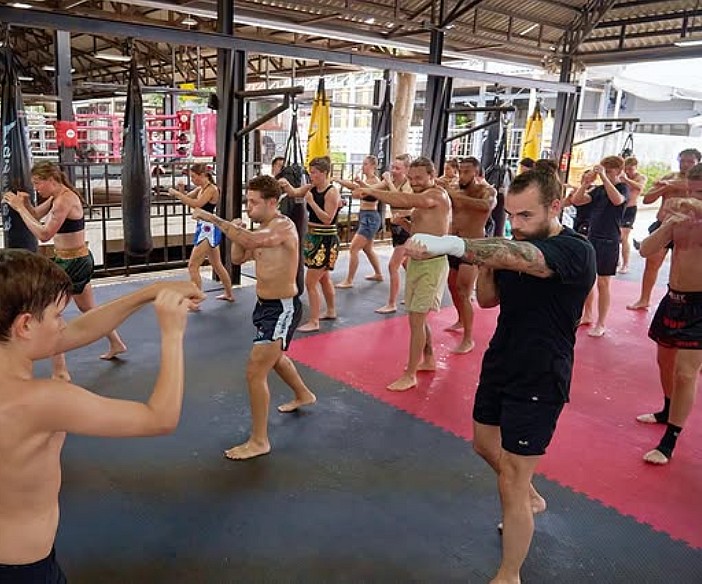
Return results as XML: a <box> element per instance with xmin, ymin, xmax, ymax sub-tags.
<box><xmin>53</xmin><ymin>252</ymin><xmax>94</xmax><ymax>295</ymax></box>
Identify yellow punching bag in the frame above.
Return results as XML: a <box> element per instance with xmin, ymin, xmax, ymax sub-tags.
<box><xmin>520</xmin><ymin>103</ymin><xmax>543</xmax><ymax>163</ymax></box>
<box><xmin>306</xmin><ymin>78</ymin><xmax>330</xmax><ymax>169</ymax></box>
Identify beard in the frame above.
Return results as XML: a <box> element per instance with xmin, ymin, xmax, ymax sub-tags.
<box><xmin>512</xmin><ymin>221</ymin><xmax>551</xmax><ymax>241</ymax></box>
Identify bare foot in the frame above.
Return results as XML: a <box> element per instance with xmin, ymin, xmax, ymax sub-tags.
<box><xmin>335</xmin><ymin>281</ymin><xmax>353</xmax><ymax>289</ymax></box>
<box><xmin>375</xmin><ymin>304</ymin><xmax>397</xmax><ymax>314</ymax></box>
<box><xmin>320</xmin><ymin>313</ymin><xmax>337</xmax><ymax>320</ymax></box>
<box><xmin>643</xmin><ymin>449</ymin><xmax>669</xmax><ymax>465</ymax></box>
<box><xmin>444</xmin><ymin>321</ymin><xmax>463</xmax><ymax>332</ymax></box>
<box><xmin>626</xmin><ymin>302</ymin><xmax>650</xmax><ymax>311</ymax></box>
<box><xmin>387</xmin><ymin>373</ymin><xmax>417</xmax><ymax>391</ymax></box>
<box><xmin>52</xmin><ymin>370</ymin><xmax>72</xmax><ymax>382</ymax></box>
<box><xmin>365</xmin><ymin>274</ymin><xmax>383</xmax><ymax>282</ymax></box>
<box><xmin>216</xmin><ymin>293</ymin><xmax>235</xmax><ymax>302</ymax></box>
<box><xmin>417</xmin><ymin>358</ymin><xmax>436</xmax><ymax>371</ymax></box>
<box><xmin>100</xmin><ymin>342</ymin><xmax>127</xmax><ymax>360</ymax></box>
<box><xmin>618</xmin><ymin>266</ymin><xmax>629</xmax><ymax>274</ymax></box>
<box><xmin>636</xmin><ymin>413</ymin><xmax>663</xmax><ymax>424</ymax></box>
<box><xmin>188</xmin><ymin>304</ymin><xmax>202</xmax><ymax>313</ymax></box>
<box><xmin>297</xmin><ymin>321</ymin><xmax>320</xmax><ymax>333</ymax></box>
<box><xmin>578</xmin><ymin>314</ymin><xmax>594</xmax><ymax>326</ymax></box>
<box><xmin>498</xmin><ymin>496</ymin><xmax>546</xmax><ymax>534</ymax></box>
<box><xmin>588</xmin><ymin>325</ymin><xmax>606</xmax><ymax>337</ymax></box>
<box><xmin>451</xmin><ymin>340</ymin><xmax>475</xmax><ymax>354</ymax></box>
<box><xmin>278</xmin><ymin>392</ymin><xmax>317</xmax><ymax>413</ymax></box>
<box><xmin>224</xmin><ymin>440</ymin><xmax>271</xmax><ymax>461</ymax></box>
<box><xmin>489</xmin><ymin>575</ymin><xmax>520</xmax><ymax>584</ymax></box>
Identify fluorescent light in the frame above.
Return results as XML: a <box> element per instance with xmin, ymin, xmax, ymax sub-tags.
<box><xmin>674</xmin><ymin>38</ymin><xmax>702</xmax><ymax>47</ymax></box>
<box><xmin>95</xmin><ymin>51</ymin><xmax>132</xmax><ymax>62</ymax></box>
<box><xmin>18</xmin><ymin>75</ymin><xmax>34</xmax><ymax>82</ymax></box>
<box><xmin>41</xmin><ymin>66</ymin><xmax>76</xmax><ymax>72</ymax></box>
<box><xmin>11</xmin><ymin>3</ymin><xmax>32</xmax><ymax>8</ymax></box>
<box><xmin>520</xmin><ymin>24</ymin><xmax>538</xmax><ymax>36</ymax></box>
<box><xmin>364</xmin><ymin>17</ymin><xmax>375</xmax><ymax>25</ymax></box>
<box><xmin>182</xmin><ymin>16</ymin><xmax>197</xmax><ymax>26</ymax></box>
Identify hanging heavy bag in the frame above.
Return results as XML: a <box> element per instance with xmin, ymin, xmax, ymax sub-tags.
<box><xmin>0</xmin><ymin>48</ymin><xmax>38</xmax><ymax>252</ymax></box>
<box><xmin>121</xmin><ymin>58</ymin><xmax>153</xmax><ymax>257</ymax></box>
<box><xmin>276</xmin><ymin>106</ymin><xmax>307</xmax><ymax>295</ymax></box>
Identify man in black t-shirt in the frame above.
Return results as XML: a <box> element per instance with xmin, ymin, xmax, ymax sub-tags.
<box><xmin>404</xmin><ymin>169</ymin><xmax>596</xmax><ymax>584</ymax></box>
<box><xmin>571</xmin><ymin>155</ymin><xmax>628</xmax><ymax>337</ymax></box>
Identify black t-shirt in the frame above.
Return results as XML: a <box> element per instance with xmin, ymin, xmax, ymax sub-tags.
<box><xmin>586</xmin><ymin>183</ymin><xmax>628</xmax><ymax>240</ymax></box>
<box><xmin>478</xmin><ymin>227</ymin><xmax>596</xmax><ymax>403</ymax></box>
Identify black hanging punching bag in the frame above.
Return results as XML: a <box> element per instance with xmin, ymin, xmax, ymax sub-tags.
<box><xmin>1</xmin><ymin>48</ymin><xmax>38</xmax><ymax>252</ymax></box>
<box><xmin>121</xmin><ymin>58</ymin><xmax>152</xmax><ymax>257</ymax></box>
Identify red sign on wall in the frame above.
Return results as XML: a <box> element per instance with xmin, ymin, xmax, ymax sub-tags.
<box><xmin>54</xmin><ymin>120</ymin><xmax>79</xmax><ymax>148</ymax></box>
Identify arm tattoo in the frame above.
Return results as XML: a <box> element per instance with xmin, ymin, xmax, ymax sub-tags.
<box><xmin>462</xmin><ymin>239</ymin><xmax>552</xmax><ymax>277</ymax></box>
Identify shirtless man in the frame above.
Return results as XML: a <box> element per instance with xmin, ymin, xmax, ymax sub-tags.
<box><xmin>618</xmin><ymin>157</ymin><xmax>647</xmax><ymax>274</ymax></box>
<box><xmin>636</xmin><ymin>163</ymin><xmax>702</xmax><ymax>465</ymax></box>
<box><xmin>0</xmin><ymin>249</ymin><xmax>202</xmax><ymax>581</ymax></box>
<box><xmin>444</xmin><ymin>157</ymin><xmax>497</xmax><ymax>354</ymax></box>
<box><xmin>355</xmin><ymin>156</ymin><xmax>451</xmax><ymax>391</ymax></box>
<box><xmin>376</xmin><ymin>154</ymin><xmax>414</xmax><ymax>314</ymax></box>
<box><xmin>193</xmin><ymin>175</ymin><xmax>316</xmax><ymax>460</ymax></box>
<box><xmin>628</xmin><ymin>148</ymin><xmax>701</xmax><ymax>310</ymax></box>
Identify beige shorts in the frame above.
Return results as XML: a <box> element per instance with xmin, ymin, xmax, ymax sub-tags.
<box><xmin>405</xmin><ymin>255</ymin><xmax>449</xmax><ymax>313</ymax></box>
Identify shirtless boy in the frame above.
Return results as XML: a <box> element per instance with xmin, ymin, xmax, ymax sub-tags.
<box><xmin>445</xmin><ymin>157</ymin><xmax>497</xmax><ymax>354</ymax></box>
<box><xmin>193</xmin><ymin>175</ymin><xmax>316</xmax><ymax>460</ymax></box>
<box><xmin>0</xmin><ymin>249</ymin><xmax>202</xmax><ymax>581</ymax></box>
<box><xmin>618</xmin><ymin>157</ymin><xmax>647</xmax><ymax>274</ymax></box>
<box><xmin>355</xmin><ymin>156</ymin><xmax>451</xmax><ymax>391</ymax></box>
<box><xmin>636</xmin><ymin>163</ymin><xmax>702</xmax><ymax>465</ymax></box>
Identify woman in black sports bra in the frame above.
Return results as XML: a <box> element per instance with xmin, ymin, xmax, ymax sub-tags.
<box><xmin>3</xmin><ymin>161</ymin><xmax>126</xmax><ymax>380</ymax></box>
<box><xmin>278</xmin><ymin>155</ymin><xmax>341</xmax><ymax>332</ymax></box>
<box><xmin>333</xmin><ymin>154</ymin><xmax>384</xmax><ymax>288</ymax></box>
<box><xmin>169</xmin><ymin>163</ymin><xmax>234</xmax><ymax>305</ymax></box>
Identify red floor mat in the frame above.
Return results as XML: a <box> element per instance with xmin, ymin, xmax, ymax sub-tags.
<box><xmin>288</xmin><ymin>280</ymin><xmax>702</xmax><ymax>549</ymax></box>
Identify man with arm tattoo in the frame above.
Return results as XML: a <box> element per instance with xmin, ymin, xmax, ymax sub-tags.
<box><xmin>405</xmin><ymin>169</ymin><xmax>596</xmax><ymax>584</ymax></box>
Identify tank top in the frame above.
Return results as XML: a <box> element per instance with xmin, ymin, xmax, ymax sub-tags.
<box><xmin>307</xmin><ymin>184</ymin><xmax>339</xmax><ymax>224</ymax></box>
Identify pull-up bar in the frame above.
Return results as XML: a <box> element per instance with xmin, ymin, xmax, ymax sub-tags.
<box><xmin>444</xmin><ymin>118</ymin><xmax>500</xmax><ymax>144</ymax></box>
<box><xmin>446</xmin><ymin>105</ymin><xmax>516</xmax><ymax>114</ymax></box>
<box><xmin>233</xmin><ymin>85</ymin><xmax>304</xmax><ymax>140</ymax></box>
<box><xmin>572</xmin><ymin>117</ymin><xmax>640</xmax><ymax>148</ymax></box>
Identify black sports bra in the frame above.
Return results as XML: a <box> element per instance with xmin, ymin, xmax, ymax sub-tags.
<box><xmin>57</xmin><ymin>215</ymin><xmax>85</xmax><ymax>234</ymax></box>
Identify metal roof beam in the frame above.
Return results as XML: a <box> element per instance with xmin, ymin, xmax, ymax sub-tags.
<box><xmin>0</xmin><ymin>6</ymin><xmax>576</xmax><ymax>93</ymax></box>
<box><xmin>597</xmin><ymin>9</ymin><xmax>702</xmax><ymax>29</ymax></box>
<box><xmin>561</xmin><ymin>0</ymin><xmax>619</xmax><ymax>54</ymax></box>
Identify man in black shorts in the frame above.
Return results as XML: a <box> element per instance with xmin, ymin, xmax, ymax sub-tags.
<box><xmin>628</xmin><ymin>148</ymin><xmax>702</xmax><ymax>310</ymax></box>
<box><xmin>570</xmin><ymin>155</ymin><xmax>628</xmax><ymax>336</ymax></box>
<box><xmin>404</xmin><ymin>169</ymin><xmax>596</xmax><ymax>584</ymax></box>
<box><xmin>193</xmin><ymin>175</ymin><xmax>316</xmax><ymax>460</ymax></box>
<box><xmin>635</xmin><ymin>167</ymin><xmax>702</xmax><ymax>465</ymax></box>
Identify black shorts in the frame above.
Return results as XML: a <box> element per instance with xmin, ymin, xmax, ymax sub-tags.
<box><xmin>0</xmin><ymin>548</ymin><xmax>67</xmax><ymax>584</ymax></box>
<box><xmin>390</xmin><ymin>224</ymin><xmax>411</xmax><ymax>247</ymax></box>
<box><xmin>473</xmin><ymin>385</ymin><xmax>564</xmax><ymax>456</ymax></box>
<box><xmin>448</xmin><ymin>254</ymin><xmax>469</xmax><ymax>270</ymax></box>
<box><xmin>621</xmin><ymin>206</ymin><xmax>637</xmax><ymax>229</ymax></box>
<box><xmin>588</xmin><ymin>236</ymin><xmax>619</xmax><ymax>276</ymax></box>
<box><xmin>252</xmin><ymin>296</ymin><xmax>302</xmax><ymax>351</ymax></box>
<box><xmin>648</xmin><ymin>220</ymin><xmax>674</xmax><ymax>250</ymax></box>
<box><xmin>648</xmin><ymin>289</ymin><xmax>702</xmax><ymax>350</ymax></box>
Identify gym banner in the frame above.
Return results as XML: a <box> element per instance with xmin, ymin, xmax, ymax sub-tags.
<box><xmin>0</xmin><ymin>48</ymin><xmax>37</xmax><ymax>251</ymax></box>
<box><xmin>192</xmin><ymin>113</ymin><xmax>217</xmax><ymax>156</ymax></box>
<box><xmin>305</xmin><ymin>78</ymin><xmax>330</xmax><ymax>170</ymax></box>
<box><xmin>121</xmin><ymin>58</ymin><xmax>153</xmax><ymax>257</ymax></box>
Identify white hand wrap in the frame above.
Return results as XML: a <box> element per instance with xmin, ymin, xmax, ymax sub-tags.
<box><xmin>409</xmin><ymin>233</ymin><xmax>466</xmax><ymax>257</ymax></box>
